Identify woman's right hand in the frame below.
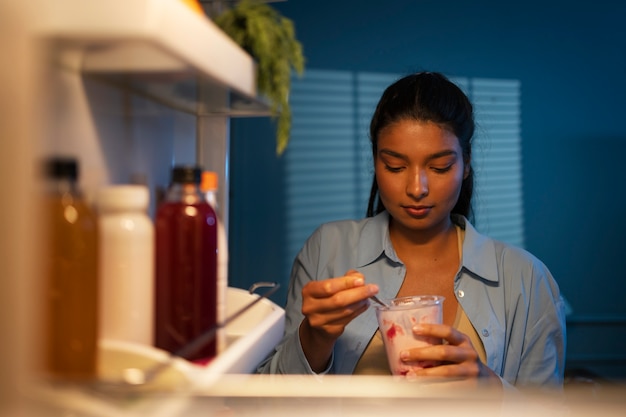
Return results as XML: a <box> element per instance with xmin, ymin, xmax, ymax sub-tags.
<box><xmin>298</xmin><ymin>270</ymin><xmax>379</xmax><ymax>372</ymax></box>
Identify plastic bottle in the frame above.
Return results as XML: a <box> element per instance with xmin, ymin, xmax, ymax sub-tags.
<box><xmin>43</xmin><ymin>157</ymin><xmax>99</xmax><ymax>378</ymax></box>
<box><xmin>96</xmin><ymin>185</ymin><xmax>154</xmax><ymax>346</ymax></box>
<box><xmin>201</xmin><ymin>171</ymin><xmax>228</xmax><ymax>353</ymax></box>
<box><xmin>155</xmin><ymin>165</ymin><xmax>218</xmax><ymax>361</ymax></box>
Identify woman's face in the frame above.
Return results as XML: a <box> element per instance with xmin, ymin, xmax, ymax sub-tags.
<box><xmin>375</xmin><ymin>119</ymin><xmax>469</xmax><ymax>235</ymax></box>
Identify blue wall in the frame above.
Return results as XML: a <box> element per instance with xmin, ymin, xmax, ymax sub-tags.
<box><xmin>229</xmin><ymin>0</ymin><xmax>626</xmax><ymax>378</ymax></box>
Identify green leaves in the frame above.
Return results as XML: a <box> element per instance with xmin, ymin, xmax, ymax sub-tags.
<box><xmin>215</xmin><ymin>0</ymin><xmax>304</xmax><ymax>155</ymax></box>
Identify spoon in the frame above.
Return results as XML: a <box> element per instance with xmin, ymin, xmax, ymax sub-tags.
<box><xmin>370</xmin><ymin>294</ymin><xmax>389</xmax><ymax>308</ymax></box>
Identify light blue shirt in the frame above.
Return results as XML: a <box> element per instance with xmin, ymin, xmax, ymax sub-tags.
<box><xmin>257</xmin><ymin>212</ymin><xmax>566</xmax><ymax>387</ymax></box>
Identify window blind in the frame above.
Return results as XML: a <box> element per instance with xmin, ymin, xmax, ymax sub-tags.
<box><xmin>285</xmin><ymin>69</ymin><xmax>523</xmax><ymax>276</ymax></box>
<box><xmin>469</xmin><ymin>78</ymin><xmax>524</xmax><ymax>247</ymax></box>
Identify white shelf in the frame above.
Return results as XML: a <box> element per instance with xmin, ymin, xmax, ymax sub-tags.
<box><xmin>29</xmin><ymin>287</ymin><xmax>285</xmax><ymax>415</ymax></box>
<box><xmin>33</xmin><ymin>0</ymin><xmax>272</xmax><ymax>116</ymax></box>
<box><xmin>200</xmin><ymin>287</ymin><xmax>285</xmax><ymax>379</ymax></box>
<box><xmin>97</xmin><ymin>287</ymin><xmax>285</xmax><ymax>389</ymax></box>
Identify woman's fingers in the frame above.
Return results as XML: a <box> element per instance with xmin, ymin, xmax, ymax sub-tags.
<box><xmin>412</xmin><ymin>323</ymin><xmax>467</xmax><ymax>345</ymax></box>
<box><xmin>298</xmin><ymin>270</ymin><xmax>379</xmax><ymax>372</ymax></box>
<box><xmin>302</xmin><ymin>274</ymin><xmax>378</xmax><ymax>314</ymax></box>
<box><xmin>304</xmin><ymin>272</ymin><xmax>364</xmax><ymax>298</ymax></box>
<box><xmin>410</xmin><ymin>360</ymin><xmax>482</xmax><ymax>379</ymax></box>
<box><xmin>300</xmin><ymin>271</ymin><xmax>379</xmax><ymax>337</ymax></box>
<box><xmin>406</xmin><ymin>324</ymin><xmax>477</xmax><ymax>361</ymax></box>
<box><xmin>305</xmin><ymin>298</ymin><xmax>369</xmax><ymax>327</ymax></box>
<box><xmin>398</xmin><ymin>323</ymin><xmax>490</xmax><ymax>379</ymax></box>
<box><xmin>402</xmin><ymin>343</ymin><xmax>478</xmax><ymax>364</ymax></box>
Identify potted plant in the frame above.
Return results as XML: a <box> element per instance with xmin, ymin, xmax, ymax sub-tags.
<box><xmin>205</xmin><ymin>0</ymin><xmax>305</xmax><ymax>155</ymax></box>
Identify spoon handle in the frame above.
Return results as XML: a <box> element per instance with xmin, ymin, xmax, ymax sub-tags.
<box><xmin>370</xmin><ymin>295</ymin><xmax>389</xmax><ymax>308</ymax></box>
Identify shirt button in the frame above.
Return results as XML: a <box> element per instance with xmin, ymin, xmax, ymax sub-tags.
<box><xmin>482</xmin><ymin>329</ymin><xmax>490</xmax><ymax>337</ymax></box>
<box><xmin>457</xmin><ymin>290</ymin><xmax>465</xmax><ymax>298</ymax></box>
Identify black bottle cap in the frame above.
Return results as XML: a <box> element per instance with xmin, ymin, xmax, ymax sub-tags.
<box><xmin>171</xmin><ymin>165</ymin><xmax>202</xmax><ymax>184</ymax></box>
<box><xmin>44</xmin><ymin>157</ymin><xmax>78</xmax><ymax>180</ymax></box>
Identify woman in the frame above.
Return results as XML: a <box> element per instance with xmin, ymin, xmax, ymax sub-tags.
<box><xmin>257</xmin><ymin>72</ymin><xmax>566</xmax><ymax>387</ymax></box>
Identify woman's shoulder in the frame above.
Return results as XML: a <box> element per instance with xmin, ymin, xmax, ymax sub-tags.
<box><xmin>316</xmin><ymin>217</ymin><xmax>372</xmax><ymax>234</ymax></box>
<box><xmin>459</xmin><ymin>215</ymin><xmax>552</xmax><ymax>279</ymax></box>
<box><xmin>300</xmin><ymin>214</ymin><xmax>388</xmax><ymax>263</ymax></box>
<box><xmin>314</xmin><ymin>213</ymin><xmax>387</xmax><ymax>238</ymax></box>
<box><xmin>294</xmin><ymin>215</ymin><xmax>386</xmax><ymax>274</ymax></box>
<box><xmin>489</xmin><ymin>239</ymin><xmax>558</xmax><ymax>295</ymax></box>
<box><xmin>492</xmin><ymin>238</ymin><xmax>542</xmax><ymax>265</ymax></box>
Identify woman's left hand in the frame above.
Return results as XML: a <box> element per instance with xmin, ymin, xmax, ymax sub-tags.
<box><xmin>401</xmin><ymin>323</ymin><xmax>500</xmax><ymax>381</ymax></box>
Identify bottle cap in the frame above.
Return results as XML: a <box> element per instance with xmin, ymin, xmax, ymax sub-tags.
<box><xmin>171</xmin><ymin>165</ymin><xmax>202</xmax><ymax>184</ymax></box>
<box><xmin>96</xmin><ymin>185</ymin><xmax>150</xmax><ymax>212</ymax></box>
<box><xmin>201</xmin><ymin>171</ymin><xmax>218</xmax><ymax>192</ymax></box>
<box><xmin>44</xmin><ymin>157</ymin><xmax>78</xmax><ymax>180</ymax></box>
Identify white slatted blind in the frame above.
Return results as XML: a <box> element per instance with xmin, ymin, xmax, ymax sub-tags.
<box><xmin>285</xmin><ymin>70</ymin><xmax>523</xmax><ymax>275</ymax></box>
<box><xmin>285</xmin><ymin>70</ymin><xmax>358</xmax><ymax>274</ymax></box>
<box><xmin>470</xmin><ymin>78</ymin><xmax>524</xmax><ymax>247</ymax></box>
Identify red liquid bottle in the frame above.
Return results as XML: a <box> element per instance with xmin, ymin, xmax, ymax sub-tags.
<box><xmin>155</xmin><ymin>165</ymin><xmax>218</xmax><ymax>361</ymax></box>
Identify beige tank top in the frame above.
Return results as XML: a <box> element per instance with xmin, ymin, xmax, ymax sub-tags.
<box><xmin>353</xmin><ymin>226</ymin><xmax>487</xmax><ymax>375</ymax></box>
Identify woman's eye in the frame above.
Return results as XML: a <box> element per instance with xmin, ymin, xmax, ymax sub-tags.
<box><xmin>384</xmin><ymin>165</ymin><xmax>403</xmax><ymax>173</ymax></box>
<box><xmin>432</xmin><ymin>165</ymin><xmax>453</xmax><ymax>173</ymax></box>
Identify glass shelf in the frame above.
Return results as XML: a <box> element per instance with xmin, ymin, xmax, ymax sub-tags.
<box><xmin>85</xmin><ymin>71</ymin><xmax>273</xmax><ymax>117</ymax></box>
<box><xmin>35</xmin><ymin>0</ymin><xmax>272</xmax><ymax>117</ymax></box>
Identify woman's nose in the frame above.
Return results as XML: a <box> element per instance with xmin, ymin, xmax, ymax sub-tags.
<box><xmin>406</xmin><ymin>169</ymin><xmax>428</xmax><ymax>198</ymax></box>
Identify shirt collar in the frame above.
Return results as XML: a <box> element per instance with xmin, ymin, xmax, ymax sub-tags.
<box><xmin>452</xmin><ymin>214</ymin><xmax>500</xmax><ymax>283</ymax></box>
<box><xmin>355</xmin><ymin>212</ymin><xmax>500</xmax><ymax>284</ymax></box>
<box><xmin>356</xmin><ymin>211</ymin><xmax>400</xmax><ymax>267</ymax></box>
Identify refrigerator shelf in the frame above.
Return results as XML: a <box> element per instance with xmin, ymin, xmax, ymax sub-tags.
<box><xmin>33</xmin><ymin>0</ymin><xmax>271</xmax><ymax>116</ymax></box>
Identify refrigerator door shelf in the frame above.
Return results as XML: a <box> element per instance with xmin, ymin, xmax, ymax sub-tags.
<box><xmin>33</xmin><ymin>0</ymin><xmax>271</xmax><ymax>116</ymax></box>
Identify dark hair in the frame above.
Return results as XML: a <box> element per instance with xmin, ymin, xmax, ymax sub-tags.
<box><xmin>366</xmin><ymin>72</ymin><xmax>475</xmax><ymax>220</ymax></box>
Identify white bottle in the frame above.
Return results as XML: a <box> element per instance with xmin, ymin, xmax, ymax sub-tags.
<box><xmin>96</xmin><ymin>185</ymin><xmax>154</xmax><ymax>345</ymax></box>
<box><xmin>201</xmin><ymin>171</ymin><xmax>228</xmax><ymax>353</ymax></box>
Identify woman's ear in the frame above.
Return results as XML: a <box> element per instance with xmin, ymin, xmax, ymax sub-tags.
<box><xmin>463</xmin><ymin>157</ymin><xmax>471</xmax><ymax>179</ymax></box>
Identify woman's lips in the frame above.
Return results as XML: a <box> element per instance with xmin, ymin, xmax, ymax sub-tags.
<box><xmin>403</xmin><ymin>205</ymin><xmax>432</xmax><ymax>218</ymax></box>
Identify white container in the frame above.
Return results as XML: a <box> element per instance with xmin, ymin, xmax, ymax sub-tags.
<box><xmin>96</xmin><ymin>185</ymin><xmax>154</xmax><ymax>345</ymax></box>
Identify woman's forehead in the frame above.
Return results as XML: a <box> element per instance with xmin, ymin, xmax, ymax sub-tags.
<box><xmin>378</xmin><ymin>119</ymin><xmax>461</xmax><ymax>153</ymax></box>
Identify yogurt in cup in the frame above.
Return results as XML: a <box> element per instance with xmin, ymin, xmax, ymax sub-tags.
<box><xmin>375</xmin><ymin>295</ymin><xmax>445</xmax><ymax>376</ymax></box>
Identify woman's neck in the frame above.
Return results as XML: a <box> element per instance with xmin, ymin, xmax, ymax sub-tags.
<box><xmin>389</xmin><ymin>216</ymin><xmax>457</xmax><ymax>254</ymax></box>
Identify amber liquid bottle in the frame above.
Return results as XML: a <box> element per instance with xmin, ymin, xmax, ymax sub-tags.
<box><xmin>155</xmin><ymin>165</ymin><xmax>218</xmax><ymax>361</ymax></box>
<box><xmin>43</xmin><ymin>157</ymin><xmax>99</xmax><ymax>378</ymax></box>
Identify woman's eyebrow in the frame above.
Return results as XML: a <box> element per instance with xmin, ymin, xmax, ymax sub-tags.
<box><xmin>426</xmin><ymin>150</ymin><xmax>458</xmax><ymax>162</ymax></box>
<box><xmin>378</xmin><ymin>148</ymin><xmax>458</xmax><ymax>161</ymax></box>
<box><xmin>378</xmin><ymin>148</ymin><xmax>407</xmax><ymax>159</ymax></box>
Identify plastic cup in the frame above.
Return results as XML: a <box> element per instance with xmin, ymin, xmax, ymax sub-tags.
<box><xmin>375</xmin><ymin>295</ymin><xmax>445</xmax><ymax>376</ymax></box>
